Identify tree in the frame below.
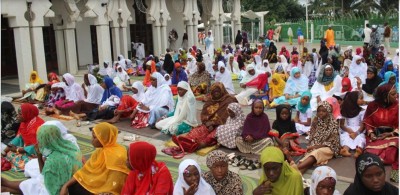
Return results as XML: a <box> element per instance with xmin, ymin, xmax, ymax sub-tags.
<box><xmin>241</xmin><ymin>0</ymin><xmax>306</xmax><ymax>21</ymax></box>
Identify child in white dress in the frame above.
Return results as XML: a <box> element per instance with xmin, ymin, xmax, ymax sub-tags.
<box><xmin>294</xmin><ymin>91</ymin><xmax>313</xmax><ymax>135</ymax></box>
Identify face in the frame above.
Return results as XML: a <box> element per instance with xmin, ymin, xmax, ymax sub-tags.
<box><xmin>150</xmin><ymin>77</ymin><xmax>157</xmax><ymax>88</ymax></box>
<box><xmin>387</xmin><ymin>65</ymin><xmax>393</xmax><ymax>71</ymax></box>
<box><xmin>342</xmin><ymin>84</ymin><xmax>350</xmax><ymax>92</ymax></box>
<box><xmin>210</xmin><ymin>161</ymin><xmax>229</xmax><ymax>181</ymax></box>
<box><xmin>84</xmin><ymin>74</ymin><xmax>90</xmax><ymax>86</ymax></box>
<box><xmin>294</xmin><ymin>72</ymin><xmax>301</xmax><ymax>79</ymax></box>
<box><xmin>213</xmin><ymin>64</ymin><xmax>218</xmax><ymax>71</ymax></box>
<box><xmin>132</xmin><ymin>87</ymin><xmax>138</xmax><ymax>94</ymax></box>
<box><xmin>118</xmin><ymin>67</ymin><xmax>123</xmax><ymax>72</ymax></box>
<box><xmin>91</xmin><ymin>131</ymin><xmax>103</xmax><ymax>148</ymax></box>
<box><xmin>212</xmin><ymin>87</ymin><xmax>222</xmax><ymax>100</ymax></box>
<box><xmin>104</xmin><ymin>62</ymin><xmax>108</xmax><ymax>68</ymax></box>
<box><xmin>31</xmin><ymin>74</ymin><xmax>36</xmax><ymax>80</ymax></box>
<box><xmin>177</xmin><ymin>87</ymin><xmax>188</xmax><ymax>97</ymax></box>
<box><xmin>324</xmin><ymin>67</ymin><xmax>333</xmax><ymax>77</ymax></box>
<box><xmin>165</xmin><ymin>75</ymin><xmax>170</xmax><ymax>81</ymax></box>
<box><xmin>62</xmin><ymin>77</ymin><xmax>68</xmax><ymax>86</ymax></box>
<box><xmin>388</xmin><ymin>88</ymin><xmax>398</xmax><ymax>103</ymax></box>
<box><xmin>278</xmin><ymin>57</ymin><xmax>282</xmax><ymax>62</ymax></box>
<box><xmin>227</xmin><ymin>108</ymin><xmax>236</xmax><ymax>118</ymax></box>
<box><xmin>253</xmin><ymin>102</ymin><xmax>264</xmax><ymax>116</ymax></box>
<box><xmin>357</xmin><ymin>93</ymin><xmax>364</xmax><ymax>105</ymax></box>
<box><xmin>389</xmin><ymin>76</ymin><xmax>396</xmax><ymax>84</ymax></box>
<box><xmin>356</xmin><ymin>59</ymin><xmax>362</xmax><ymax>65</ymax></box>
<box><xmin>316</xmin><ymin>178</ymin><xmax>336</xmax><ymax>195</ymax></box>
<box><xmin>361</xmin><ymin>165</ymin><xmax>385</xmax><ymax>192</ymax></box>
<box><xmin>183</xmin><ymin>165</ymin><xmax>200</xmax><ymax>187</ymax></box>
<box><xmin>367</xmin><ymin>71</ymin><xmax>375</xmax><ymax>79</ymax></box>
<box><xmin>272</xmin><ymin>79</ymin><xmax>278</xmax><ymax>85</ymax></box>
<box><xmin>17</xmin><ymin>108</ymin><xmax>24</xmax><ymax>122</ymax></box>
<box><xmin>317</xmin><ymin>106</ymin><xmax>329</xmax><ymax>120</ymax></box>
<box><xmin>263</xmin><ymin>162</ymin><xmax>282</xmax><ymax>183</ymax></box>
<box><xmin>263</xmin><ymin>62</ymin><xmax>268</xmax><ymax>67</ymax></box>
<box><xmin>156</xmin><ymin>66</ymin><xmax>161</xmax><ymax>72</ymax></box>
<box><xmin>280</xmin><ymin>108</ymin><xmax>290</xmax><ymax>120</ymax></box>
<box><xmin>176</xmin><ymin>66</ymin><xmax>182</xmax><ymax>72</ymax></box>
<box><xmin>248</xmin><ymin>69</ymin><xmax>256</xmax><ymax>76</ymax></box>
<box><xmin>229</xmin><ymin>57</ymin><xmax>234</xmax><ymax>63</ymax></box>
<box><xmin>301</xmin><ymin>96</ymin><xmax>310</xmax><ymax>106</ymax></box>
<box><xmin>220</xmin><ymin>67</ymin><xmax>225</xmax><ymax>74</ymax></box>
<box><xmin>101</xmin><ymin>82</ymin><xmax>106</xmax><ymax>89</ymax></box>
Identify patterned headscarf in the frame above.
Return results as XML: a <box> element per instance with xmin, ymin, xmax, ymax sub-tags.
<box><xmin>317</xmin><ymin>64</ymin><xmax>337</xmax><ymax>85</ymax></box>
<box><xmin>309</xmin><ymin>166</ymin><xmax>340</xmax><ymax>195</ymax></box>
<box><xmin>206</xmin><ymin>150</ymin><xmax>228</xmax><ymax>168</ymax></box>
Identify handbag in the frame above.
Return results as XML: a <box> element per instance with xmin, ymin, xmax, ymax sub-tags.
<box><xmin>1</xmin><ymin>158</ymin><xmax>11</xmax><ymax>171</ymax></box>
<box><xmin>374</xmin><ymin>126</ymin><xmax>393</xmax><ymax>136</ymax></box>
<box><xmin>171</xmin><ymin>135</ymin><xmax>199</xmax><ymax>159</ymax></box>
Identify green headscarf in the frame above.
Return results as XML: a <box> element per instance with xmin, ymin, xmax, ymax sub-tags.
<box><xmin>296</xmin><ymin>91</ymin><xmax>312</xmax><ymax>114</ymax></box>
<box><xmin>37</xmin><ymin>125</ymin><xmax>83</xmax><ymax>195</ymax></box>
<box><xmin>259</xmin><ymin>146</ymin><xmax>304</xmax><ymax>195</ymax></box>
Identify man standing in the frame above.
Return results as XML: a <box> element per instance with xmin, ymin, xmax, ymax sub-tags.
<box><xmin>369</xmin><ymin>25</ymin><xmax>381</xmax><ymax>56</ymax></box>
<box><xmin>324</xmin><ymin>25</ymin><xmax>335</xmax><ymax>47</ymax></box>
<box><xmin>363</xmin><ymin>23</ymin><xmax>372</xmax><ymax>47</ymax></box>
<box><xmin>383</xmin><ymin>22</ymin><xmax>391</xmax><ymax>53</ymax></box>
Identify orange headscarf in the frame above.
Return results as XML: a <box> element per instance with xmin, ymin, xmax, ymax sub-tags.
<box><xmin>143</xmin><ymin>60</ymin><xmax>156</xmax><ymax>86</ymax></box>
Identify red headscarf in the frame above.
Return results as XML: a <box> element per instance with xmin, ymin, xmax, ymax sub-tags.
<box><xmin>47</xmin><ymin>72</ymin><xmax>60</xmax><ymax>85</ymax></box>
<box><xmin>245</xmin><ymin>73</ymin><xmax>269</xmax><ymax>90</ymax></box>
<box><xmin>355</xmin><ymin>48</ymin><xmax>362</xmax><ymax>55</ymax></box>
<box><xmin>341</xmin><ymin>77</ymin><xmax>353</xmax><ymax>92</ymax></box>
<box><xmin>18</xmin><ymin>104</ymin><xmax>45</xmax><ymax>146</ymax></box>
<box><xmin>121</xmin><ymin>141</ymin><xmax>173</xmax><ymax>195</ymax></box>
<box><xmin>174</xmin><ymin>62</ymin><xmax>181</xmax><ymax>69</ymax></box>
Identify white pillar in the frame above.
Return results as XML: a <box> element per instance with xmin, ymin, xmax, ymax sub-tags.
<box><xmin>14</xmin><ymin>27</ymin><xmax>34</xmax><ymax>90</ymax></box>
<box><xmin>193</xmin><ymin>25</ymin><xmax>199</xmax><ymax>46</ymax></box>
<box><xmin>219</xmin><ymin>23</ymin><xmax>224</xmax><ymax>44</ymax></box>
<box><xmin>64</xmin><ymin>29</ymin><xmax>78</xmax><ymax>74</ymax></box>
<box><xmin>111</xmin><ymin>27</ymin><xmax>121</xmax><ymax>61</ymax></box>
<box><xmin>153</xmin><ymin>25</ymin><xmax>161</xmax><ymax>56</ymax></box>
<box><xmin>54</xmin><ymin>29</ymin><xmax>67</xmax><ymax>74</ymax></box>
<box><xmin>161</xmin><ymin>26</ymin><xmax>168</xmax><ymax>54</ymax></box>
<box><xmin>30</xmin><ymin>26</ymin><xmax>48</xmax><ymax>82</ymax></box>
<box><xmin>120</xmin><ymin>27</ymin><xmax>129</xmax><ymax>58</ymax></box>
<box><xmin>187</xmin><ymin>25</ymin><xmax>194</xmax><ymax>48</ymax></box>
<box><xmin>96</xmin><ymin>25</ymin><xmax>112</xmax><ymax>66</ymax></box>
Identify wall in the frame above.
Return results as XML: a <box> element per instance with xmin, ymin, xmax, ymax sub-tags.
<box><xmin>166</xmin><ymin>1</ymin><xmax>185</xmax><ymax>48</ymax></box>
<box><xmin>75</xmin><ymin>18</ymin><xmax>94</xmax><ymax>66</ymax></box>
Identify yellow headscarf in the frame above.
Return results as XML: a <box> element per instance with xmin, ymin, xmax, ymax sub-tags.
<box><xmin>269</xmin><ymin>73</ymin><xmax>286</xmax><ymax>97</ymax></box>
<box><xmin>73</xmin><ymin>122</ymin><xmax>129</xmax><ymax>195</ymax></box>
<box><xmin>259</xmin><ymin>146</ymin><xmax>304</xmax><ymax>195</ymax></box>
<box><xmin>29</xmin><ymin>71</ymin><xmax>44</xmax><ymax>84</ymax></box>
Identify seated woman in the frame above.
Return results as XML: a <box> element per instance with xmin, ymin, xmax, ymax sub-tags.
<box><xmin>44</xmin><ymin>82</ymin><xmax>66</xmax><ymax>109</ymax></box>
<box><xmin>310</xmin><ymin>64</ymin><xmax>342</xmax><ymax>111</ymax></box>
<box><xmin>131</xmin><ymin>72</ymin><xmax>174</xmax><ymax>129</ymax></box>
<box><xmin>253</xmin><ymin>147</ymin><xmax>303</xmax><ymax>195</ymax></box>
<box><xmin>273</xmin><ymin>55</ymin><xmax>289</xmax><ymax>81</ymax></box>
<box><xmin>2</xmin><ymin>124</ymin><xmax>83</xmax><ymax>195</ymax></box>
<box><xmin>171</xmin><ymin>62</ymin><xmax>188</xmax><ymax>95</ymax></box>
<box><xmin>216</xmin><ymin>102</ymin><xmax>245</xmax><ymax>149</ymax></box>
<box><xmin>17</xmin><ymin>71</ymin><xmax>45</xmax><ymax>102</ymax></box>
<box><xmin>121</xmin><ymin>141</ymin><xmax>174</xmax><ymax>195</ymax></box>
<box><xmin>363</xmin><ymin>84</ymin><xmax>398</xmax><ymax>181</ymax></box>
<box><xmin>235</xmin><ymin>64</ymin><xmax>261</xmax><ymax>105</ymax></box>
<box><xmin>339</xmin><ymin>91</ymin><xmax>366</xmax><ymax>158</ymax></box>
<box><xmin>114</xmin><ymin>65</ymin><xmax>131</xmax><ymax>91</ymax></box>
<box><xmin>203</xmin><ymin>150</ymin><xmax>243</xmax><ymax>194</ymax></box>
<box><xmin>269</xmin><ymin>67</ymin><xmax>309</xmax><ymax>108</ymax></box>
<box><xmin>247</xmin><ymin>73</ymin><xmax>270</xmax><ymax>106</ymax></box>
<box><xmin>227</xmin><ymin>55</ymin><xmax>241</xmax><ymax>80</ymax></box>
<box><xmin>236</xmin><ymin>100</ymin><xmax>274</xmax><ymax>154</ymax></box>
<box><xmin>304</xmin><ymin>166</ymin><xmax>340</xmax><ymax>195</ymax></box>
<box><xmin>379</xmin><ymin>71</ymin><xmax>399</xmax><ymax>91</ymax></box>
<box><xmin>378</xmin><ymin>60</ymin><xmax>398</xmax><ymax>80</ymax></box>
<box><xmin>173</xmin><ymin>159</ymin><xmax>216</xmax><ymax>195</ymax></box>
<box><xmin>188</xmin><ymin>62</ymin><xmax>211</xmax><ymax>96</ymax></box>
<box><xmin>143</xmin><ymin>60</ymin><xmax>156</xmax><ymax>87</ymax></box>
<box><xmin>215</xmin><ymin>61</ymin><xmax>235</xmax><ymax>94</ymax></box>
<box><xmin>348</xmin><ymin>55</ymin><xmax>367</xmax><ymax>89</ymax></box>
<box><xmin>156</xmin><ymin>81</ymin><xmax>199</xmax><ymax>135</ymax></box>
<box><xmin>287</xmin><ymin>54</ymin><xmax>302</xmax><ymax>74</ymax></box>
<box><xmin>361</xmin><ymin>67</ymin><xmax>382</xmax><ymax>102</ymax></box>
<box><xmin>266</xmin><ymin>42</ymin><xmax>278</xmax><ymax>63</ymax></box>
<box><xmin>268</xmin><ymin>73</ymin><xmax>286</xmax><ymax>105</ymax></box>
<box><xmin>344</xmin><ymin>153</ymin><xmax>399</xmax><ymax>195</ymax></box>
<box><xmin>174</xmin><ymin>83</ymin><xmax>237</xmax><ymax>149</ymax></box>
<box><xmin>60</xmin><ymin>122</ymin><xmax>130</xmax><ymax>195</ymax></box>
<box><xmin>297</xmin><ymin>101</ymin><xmax>340</xmax><ymax>174</ymax></box>
<box><xmin>1</xmin><ymin>102</ymin><xmax>20</xmax><ymax>145</ymax></box>
<box><xmin>294</xmin><ymin>91</ymin><xmax>312</xmax><ymax>135</ymax></box>
<box><xmin>2</xmin><ymin>104</ymin><xmax>45</xmax><ymax>172</ymax></box>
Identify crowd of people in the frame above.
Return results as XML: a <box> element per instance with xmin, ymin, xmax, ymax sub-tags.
<box><xmin>1</xmin><ymin>21</ymin><xmax>399</xmax><ymax>194</ymax></box>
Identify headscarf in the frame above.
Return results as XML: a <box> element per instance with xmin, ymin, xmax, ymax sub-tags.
<box><xmin>317</xmin><ymin>64</ymin><xmax>338</xmax><ymax>85</ymax></box>
<box><xmin>269</xmin><ymin>73</ymin><xmax>286</xmax><ymax>97</ymax></box>
<box><xmin>259</xmin><ymin>147</ymin><xmax>304</xmax><ymax>195</ymax></box>
<box><xmin>355</xmin><ymin>48</ymin><xmax>362</xmax><ymax>55</ymax></box>
<box><xmin>310</xmin><ymin>101</ymin><xmax>340</xmax><ymax>156</ymax></box>
<box><xmin>284</xmin><ymin>67</ymin><xmax>309</xmax><ymax>95</ymax></box>
<box><xmin>131</xmin><ymin>81</ymin><xmax>145</xmax><ymax>102</ymax></box>
<box><xmin>216</xmin><ymin>102</ymin><xmax>246</xmax><ymax>148</ymax></box>
<box><xmin>17</xmin><ymin>103</ymin><xmax>45</xmax><ymax>146</ymax></box>
<box><xmin>37</xmin><ymin>125</ymin><xmax>82</xmax><ymax>195</ymax></box>
<box><xmin>173</xmin><ymin>159</ymin><xmax>216</xmax><ymax>195</ymax></box>
<box><xmin>47</xmin><ymin>72</ymin><xmax>60</xmax><ymax>85</ymax></box>
<box><xmin>245</xmin><ymin>73</ymin><xmax>268</xmax><ymax>90</ymax></box>
<box><xmin>171</xmin><ymin>63</ymin><xmax>188</xmax><ymax>85</ymax></box>
<box><xmin>206</xmin><ymin>150</ymin><xmax>228</xmax><ymax>168</ymax></box>
<box><xmin>143</xmin><ymin>60</ymin><xmax>156</xmax><ymax>86</ymax></box>
<box><xmin>349</xmin><ymin>55</ymin><xmax>367</xmax><ymax>82</ymax></box>
<box><xmin>275</xmin><ymin>55</ymin><xmax>288</xmax><ymax>74</ymax></box>
<box><xmin>242</xmin><ymin>100</ymin><xmax>271</xmax><ymax>139</ymax></box>
<box><xmin>378</xmin><ymin>60</ymin><xmax>398</xmax><ymax>79</ymax></box>
<box><xmin>29</xmin><ymin>71</ymin><xmax>44</xmax><ymax>84</ymax></box>
<box><xmin>240</xmin><ymin>64</ymin><xmax>260</xmax><ymax>84</ymax></box>
<box><xmin>62</xmin><ymin>73</ymin><xmax>85</xmax><ymax>102</ymax></box>
<box><xmin>101</xmin><ymin>76</ymin><xmax>123</xmax><ymax>103</ymax></box>
<box><xmin>379</xmin><ymin>71</ymin><xmax>399</xmax><ymax>90</ymax></box>
<box><xmin>341</xmin><ymin>77</ymin><xmax>353</xmax><ymax>92</ymax></box>
<box><xmin>141</xmin><ymin>72</ymin><xmax>174</xmax><ymax>112</ymax></box>
<box><xmin>215</xmin><ymin>61</ymin><xmax>235</xmax><ymax>94</ymax></box>
<box><xmin>86</xmin><ymin>74</ymin><xmax>104</xmax><ymax>104</ymax></box>
<box><xmin>272</xmin><ymin>104</ymin><xmax>296</xmax><ymax>137</ymax></box>
<box><xmin>309</xmin><ymin>166</ymin><xmax>340</xmax><ymax>195</ymax></box>
<box><xmin>344</xmin><ymin>153</ymin><xmax>398</xmax><ymax>195</ymax></box>
<box><xmin>42</xmin><ymin>120</ymin><xmax>78</xmax><ymax>148</ymax></box>
<box><xmin>364</xmin><ymin>84</ymin><xmax>396</xmax><ymax>118</ymax></box>
<box><xmin>341</xmin><ymin>91</ymin><xmax>362</xmax><ymax>118</ymax></box>
<box><xmin>73</xmin><ymin>122</ymin><xmax>130</xmax><ymax>194</ymax></box>
<box><xmin>362</xmin><ymin>66</ymin><xmax>382</xmax><ymax>94</ymax></box>
<box><xmin>326</xmin><ymin>97</ymin><xmax>341</xmax><ymax>120</ymax></box>
<box><xmin>297</xmin><ymin>91</ymin><xmax>312</xmax><ymax>114</ymax></box>
<box><xmin>163</xmin><ymin>54</ymin><xmax>174</xmax><ymax>74</ymax></box>
<box><xmin>1</xmin><ymin>102</ymin><xmax>19</xmax><ymax>135</ymax></box>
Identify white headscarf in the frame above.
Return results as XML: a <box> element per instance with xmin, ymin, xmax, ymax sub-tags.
<box><xmin>116</xmin><ymin>65</ymin><xmax>129</xmax><ymax>82</ymax></box>
<box><xmin>186</xmin><ymin>55</ymin><xmax>197</xmax><ymax>75</ymax></box>
<box><xmin>164</xmin><ymin>74</ymin><xmax>172</xmax><ymax>85</ymax></box>
<box><xmin>141</xmin><ymin>72</ymin><xmax>174</xmax><ymax>112</ymax></box>
<box><xmin>173</xmin><ymin>159</ymin><xmax>216</xmax><ymax>195</ymax></box>
<box><xmin>254</xmin><ymin>55</ymin><xmax>262</xmax><ymax>68</ymax></box>
<box><xmin>349</xmin><ymin>55</ymin><xmax>367</xmax><ymax>84</ymax></box>
<box><xmin>131</xmin><ymin>81</ymin><xmax>145</xmax><ymax>102</ymax></box>
<box><xmin>274</xmin><ymin>55</ymin><xmax>288</xmax><ymax>74</ymax></box>
<box><xmin>42</xmin><ymin>120</ymin><xmax>79</xmax><ymax>149</ymax></box>
<box><xmin>86</xmin><ymin>74</ymin><xmax>104</xmax><ymax>104</ymax></box>
<box><xmin>215</xmin><ymin>61</ymin><xmax>235</xmax><ymax>94</ymax></box>
<box><xmin>240</xmin><ymin>63</ymin><xmax>259</xmax><ymax>84</ymax></box>
<box><xmin>62</xmin><ymin>73</ymin><xmax>85</xmax><ymax>102</ymax></box>
<box><xmin>99</xmin><ymin>61</ymin><xmax>114</xmax><ymax>78</ymax></box>
<box><xmin>118</xmin><ymin>54</ymin><xmax>127</xmax><ymax>70</ymax></box>
<box><xmin>309</xmin><ymin>166</ymin><xmax>341</xmax><ymax>195</ymax></box>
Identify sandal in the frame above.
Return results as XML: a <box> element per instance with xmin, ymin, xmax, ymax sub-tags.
<box><xmin>240</xmin><ymin>159</ymin><xmax>253</xmax><ymax>170</ymax></box>
<box><xmin>123</xmin><ymin>135</ymin><xmax>139</xmax><ymax>142</ymax></box>
<box><xmin>232</xmin><ymin>156</ymin><xmax>244</xmax><ymax>167</ymax></box>
<box><xmin>227</xmin><ymin>153</ymin><xmax>236</xmax><ymax>165</ymax></box>
<box><xmin>162</xmin><ymin>146</ymin><xmax>182</xmax><ymax>156</ymax></box>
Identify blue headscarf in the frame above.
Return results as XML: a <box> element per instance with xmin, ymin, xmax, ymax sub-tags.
<box><xmin>284</xmin><ymin>67</ymin><xmax>309</xmax><ymax>95</ymax></box>
<box><xmin>379</xmin><ymin>71</ymin><xmax>399</xmax><ymax>91</ymax></box>
<box><xmin>297</xmin><ymin>28</ymin><xmax>303</xmax><ymax>36</ymax></box>
<box><xmin>296</xmin><ymin>91</ymin><xmax>312</xmax><ymax>114</ymax></box>
<box><xmin>101</xmin><ymin>76</ymin><xmax>122</xmax><ymax>103</ymax></box>
<box><xmin>264</xmin><ymin>39</ymin><xmax>271</xmax><ymax>47</ymax></box>
<box><xmin>378</xmin><ymin>60</ymin><xmax>398</xmax><ymax>80</ymax></box>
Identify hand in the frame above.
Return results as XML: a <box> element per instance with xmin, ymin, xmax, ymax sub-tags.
<box><xmin>370</xmin><ymin>133</ymin><xmax>377</xmax><ymax>141</ymax></box>
<box><xmin>349</xmin><ymin>132</ymin><xmax>358</xmax><ymax>140</ymax></box>
<box><xmin>59</xmin><ymin>185</ymin><xmax>69</xmax><ymax>195</ymax></box>
<box><xmin>34</xmin><ymin>144</ymin><xmax>42</xmax><ymax>156</ymax></box>
<box><xmin>99</xmin><ymin>105</ymin><xmax>107</xmax><ymax>111</ymax></box>
<box><xmin>183</xmin><ymin>183</ymin><xmax>198</xmax><ymax>195</ymax></box>
<box><xmin>377</xmin><ymin>132</ymin><xmax>392</xmax><ymax>140</ymax></box>
<box><xmin>317</xmin><ymin>96</ymin><xmax>321</xmax><ymax>103</ymax></box>
<box><xmin>307</xmin><ymin>146</ymin><xmax>315</xmax><ymax>152</ymax></box>
<box><xmin>253</xmin><ymin>180</ymin><xmax>272</xmax><ymax>195</ymax></box>
<box><xmin>82</xmin><ymin>83</ymin><xmax>86</xmax><ymax>88</ymax></box>
<box><xmin>240</xmin><ymin>84</ymin><xmax>246</xmax><ymax>89</ymax></box>
<box><xmin>245</xmin><ymin>135</ymin><xmax>254</xmax><ymax>142</ymax></box>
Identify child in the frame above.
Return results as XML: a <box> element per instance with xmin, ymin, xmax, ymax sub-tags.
<box><xmin>235</xmin><ymin>100</ymin><xmax>274</xmax><ymax>154</ymax></box>
<box><xmin>339</xmin><ymin>91</ymin><xmax>366</xmax><ymax>158</ymax></box>
<box><xmin>303</xmin><ymin>54</ymin><xmax>316</xmax><ymax>87</ymax></box>
<box><xmin>297</xmin><ymin>101</ymin><xmax>340</xmax><ymax>174</ymax></box>
<box><xmin>164</xmin><ymin>74</ymin><xmax>172</xmax><ymax>85</ymax></box>
<box><xmin>294</xmin><ymin>91</ymin><xmax>312</xmax><ymax>135</ymax></box>
<box><xmin>216</xmin><ymin>103</ymin><xmax>245</xmax><ymax>149</ymax></box>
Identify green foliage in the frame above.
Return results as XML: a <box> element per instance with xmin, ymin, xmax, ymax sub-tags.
<box><xmin>241</xmin><ymin>0</ymin><xmax>306</xmax><ymax>21</ymax></box>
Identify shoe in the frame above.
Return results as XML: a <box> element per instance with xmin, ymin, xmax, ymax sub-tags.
<box><xmin>227</xmin><ymin>153</ymin><xmax>236</xmax><ymax>165</ymax></box>
<box><xmin>123</xmin><ymin>134</ymin><xmax>139</xmax><ymax>141</ymax></box>
<box><xmin>340</xmin><ymin>147</ymin><xmax>351</xmax><ymax>157</ymax></box>
<box><xmin>232</xmin><ymin>156</ymin><xmax>244</xmax><ymax>167</ymax></box>
<box><xmin>240</xmin><ymin>159</ymin><xmax>252</xmax><ymax>170</ymax></box>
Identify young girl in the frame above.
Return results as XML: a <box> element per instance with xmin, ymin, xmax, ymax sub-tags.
<box><xmin>297</xmin><ymin>101</ymin><xmax>340</xmax><ymax>174</ymax></box>
<box><xmin>236</xmin><ymin>100</ymin><xmax>274</xmax><ymax>154</ymax></box>
<box><xmin>339</xmin><ymin>91</ymin><xmax>365</xmax><ymax>158</ymax></box>
<box><xmin>294</xmin><ymin>91</ymin><xmax>313</xmax><ymax>135</ymax></box>
<box><xmin>216</xmin><ymin>103</ymin><xmax>246</xmax><ymax>149</ymax></box>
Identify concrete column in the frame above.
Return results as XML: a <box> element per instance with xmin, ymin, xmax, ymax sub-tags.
<box><xmin>14</xmin><ymin>27</ymin><xmax>34</xmax><ymax>90</ymax></box>
<box><xmin>54</xmin><ymin>29</ymin><xmax>67</xmax><ymax>74</ymax></box>
<box><xmin>30</xmin><ymin>26</ymin><xmax>48</xmax><ymax>81</ymax></box>
<box><xmin>64</xmin><ymin>29</ymin><xmax>78</xmax><ymax>74</ymax></box>
<box><xmin>193</xmin><ymin>24</ymin><xmax>199</xmax><ymax>46</ymax></box>
<box><xmin>96</xmin><ymin>25</ymin><xmax>112</xmax><ymax>66</ymax></box>
<box><xmin>219</xmin><ymin>23</ymin><xmax>224</xmax><ymax>44</ymax></box>
<box><xmin>153</xmin><ymin>25</ymin><xmax>161</xmax><ymax>56</ymax></box>
<box><xmin>187</xmin><ymin>25</ymin><xmax>194</xmax><ymax>48</ymax></box>
<box><xmin>111</xmin><ymin>27</ymin><xmax>121</xmax><ymax>61</ymax></box>
<box><xmin>119</xmin><ymin>27</ymin><xmax>128</xmax><ymax>58</ymax></box>
<box><xmin>161</xmin><ymin>26</ymin><xmax>168</xmax><ymax>54</ymax></box>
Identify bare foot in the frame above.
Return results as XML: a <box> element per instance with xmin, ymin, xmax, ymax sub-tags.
<box><xmin>45</xmin><ymin>108</ymin><xmax>55</xmax><ymax>116</ymax></box>
<box><xmin>69</xmin><ymin>111</ymin><xmax>81</xmax><ymax>120</ymax></box>
<box><xmin>54</xmin><ymin>109</ymin><xmax>61</xmax><ymax>115</ymax></box>
<box><xmin>105</xmin><ymin>117</ymin><xmax>119</xmax><ymax>124</ymax></box>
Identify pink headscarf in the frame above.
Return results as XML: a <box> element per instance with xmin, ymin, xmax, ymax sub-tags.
<box><xmin>326</xmin><ymin>97</ymin><xmax>341</xmax><ymax>120</ymax></box>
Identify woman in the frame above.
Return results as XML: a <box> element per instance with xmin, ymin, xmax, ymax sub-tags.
<box><xmin>253</xmin><ymin>146</ymin><xmax>303</xmax><ymax>195</ymax></box>
<box><xmin>18</xmin><ymin>71</ymin><xmax>45</xmax><ymax>102</ymax></box>
<box><xmin>101</xmin><ymin>76</ymin><xmax>123</xmax><ymax>103</ymax></box>
<box><xmin>234</xmin><ymin>30</ymin><xmax>243</xmax><ymax>45</ymax></box>
<box><xmin>131</xmin><ymin>72</ymin><xmax>174</xmax><ymax>129</ymax></box>
<box><xmin>186</xmin><ymin>55</ymin><xmax>197</xmax><ymax>76</ymax></box>
<box><xmin>304</xmin><ymin>166</ymin><xmax>340</xmax><ymax>195</ymax></box>
<box><xmin>182</xmin><ymin>33</ymin><xmax>189</xmax><ymax>51</ymax></box>
<box><xmin>53</xmin><ymin>73</ymin><xmax>85</xmax><ymax>115</ymax></box>
<box><xmin>171</xmin><ymin>62</ymin><xmax>188</xmax><ymax>86</ymax></box>
<box><xmin>268</xmin><ymin>73</ymin><xmax>286</xmax><ymax>103</ymax></box>
<box><xmin>287</xmin><ymin>54</ymin><xmax>302</xmax><ymax>74</ymax></box>
<box><xmin>344</xmin><ymin>153</ymin><xmax>398</xmax><ymax>195</ymax></box>
<box><xmin>205</xmin><ymin>30</ymin><xmax>215</xmax><ymax>59</ymax></box>
<box><xmin>163</xmin><ymin>53</ymin><xmax>175</xmax><ymax>75</ymax></box>
<box><xmin>143</xmin><ymin>60</ymin><xmax>156</xmax><ymax>87</ymax></box>
<box><xmin>279</xmin><ymin>46</ymin><xmax>290</xmax><ymax>62</ymax></box>
<box><xmin>203</xmin><ymin>150</ymin><xmax>243</xmax><ymax>194</ymax></box>
<box><xmin>215</xmin><ymin>61</ymin><xmax>235</xmax><ymax>94</ymax></box>
<box><xmin>173</xmin><ymin>159</ymin><xmax>216</xmax><ymax>195</ymax></box>
<box><xmin>114</xmin><ymin>65</ymin><xmax>131</xmax><ymax>91</ymax></box>
<box><xmin>156</xmin><ymin>81</ymin><xmax>199</xmax><ymax>135</ymax></box>
<box><xmin>235</xmin><ymin>64</ymin><xmax>261</xmax><ymax>105</ymax></box>
<box><xmin>1</xmin><ymin>102</ymin><xmax>20</xmax><ymax>145</ymax></box>
<box><xmin>362</xmin><ymin>66</ymin><xmax>382</xmax><ymax>101</ymax></box>
<box><xmin>379</xmin><ymin>71</ymin><xmax>399</xmax><ymax>90</ymax></box>
<box><xmin>363</xmin><ymin>84</ymin><xmax>398</xmax><ymax>180</ymax></box>
<box><xmin>2</xmin><ymin>125</ymin><xmax>82</xmax><ymax>195</ymax></box>
<box><xmin>216</xmin><ymin>103</ymin><xmax>245</xmax><ymax>149</ymax></box>
<box><xmin>310</xmin><ymin>64</ymin><xmax>342</xmax><ymax>111</ymax></box>
<box><xmin>295</xmin><ymin>91</ymin><xmax>313</xmax><ymax>135</ymax></box>
<box><xmin>227</xmin><ymin>55</ymin><xmax>241</xmax><ymax>80</ymax></box>
<box><xmin>122</xmin><ymin>141</ymin><xmax>174</xmax><ymax>195</ymax></box>
<box><xmin>61</xmin><ymin>122</ymin><xmax>130</xmax><ymax>195</ymax></box>
<box><xmin>273</xmin><ymin>55</ymin><xmax>289</xmax><ymax>80</ymax></box>
<box><xmin>188</xmin><ymin>62</ymin><xmax>211</xmax><ymax>96</ymax></box>
<box><xmin>348</xmin><ymin>55</ymin><xmax>368</xmax><ymax>88</ymax></box>
<box><xmin>45</xmin><ymin>82</ymin><xmax>66</xmax><ymax>109</ymax></box>
<box><xmin>266</xmin><ymin>42</ymin><xmax>278</xmax><ymax>63</ymax></box>
<box><xmin>3</xmin><ymin>104</ymin><xmax>45</xmax><ymax>172</ymax></box>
